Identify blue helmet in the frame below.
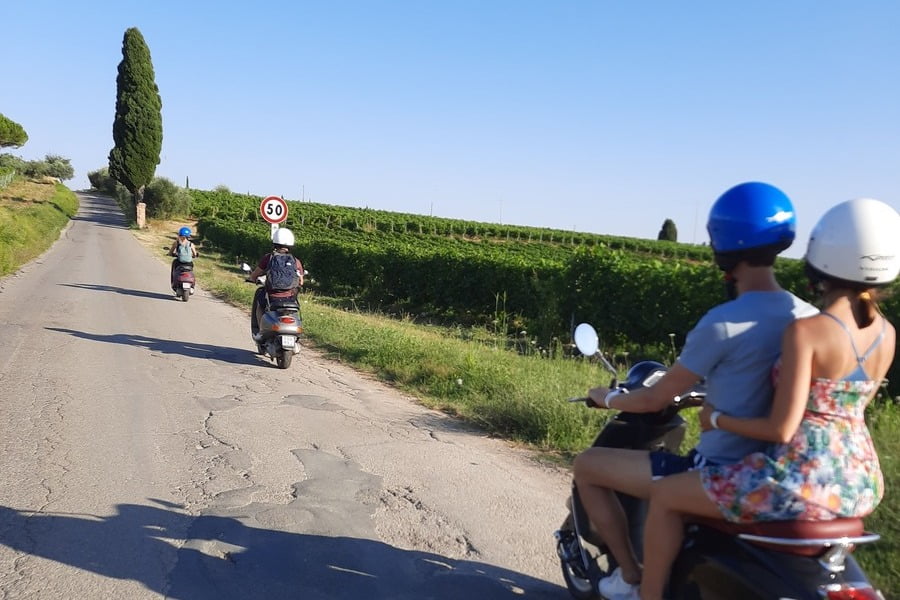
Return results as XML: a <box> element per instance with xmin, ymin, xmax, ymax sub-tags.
<box><xmin>707</xmin><ymin>182</ymin><xmax>796</xmax><ymax>254</ymax></box>
<box><xmin>623</xmin><ymin>360</ymin><xmax>667</xmax><ymax>390</ymax></box>
<box><xmin>178</xmin><ymin>227</ymin><xmax>192</xmax><ymax>237</ymax></box>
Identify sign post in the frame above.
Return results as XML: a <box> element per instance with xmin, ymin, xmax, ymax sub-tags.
<box><xmin>260</xmin><ymin>195</ymin><xmax>289</xmax><ymax>239</ymax></box>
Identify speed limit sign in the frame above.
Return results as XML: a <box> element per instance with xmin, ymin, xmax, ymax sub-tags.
<box><xmin>260</xmin><ymin>195</ymin><xmax>288</xmax><ymax>224</ymax></box>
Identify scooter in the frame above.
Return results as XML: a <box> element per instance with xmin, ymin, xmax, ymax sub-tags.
<box><xmin>241</xmin><ymin>264</ymin><xmax>302</xmax><ymax>369</ymax></box>
<box><xmin>555</xmin><ymin>323</ymin><xmax>884</xmax><ymax>600</ymax></box>
<box><xmin>172</xmin><ymin>262</ymin><xmax>195</xmax><ymax>302</ymax></box>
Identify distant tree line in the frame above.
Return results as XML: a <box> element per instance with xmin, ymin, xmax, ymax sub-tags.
<box><xmin>0</xmin><ymin>113</ymin><xmax>75</xmax><ymax>187</ymax></box>
<box><xmin>88</xmin><ymin>167</ymin><xmax>190</xmax><ymax>219</ymax></box>
<box><xmin>0</xmin><ymin>154</ymin><xmax>74</xmax><ymax>181</ymax></box>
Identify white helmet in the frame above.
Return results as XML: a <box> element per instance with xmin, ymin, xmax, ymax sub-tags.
<box><xmin>806</xmin><ymin>198</ymin><xmax>900</xmax><ymax>286</ymax></box>
<box><xmin>272</xmin><ymin>227</ymin><xmax>295</xmax><ymax>247</ymax></box>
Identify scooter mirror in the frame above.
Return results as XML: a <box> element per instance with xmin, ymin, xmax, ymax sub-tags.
<box><xmin>241</xmin><ymin>263</ymin><xmax>252</xmax><ymax>272</ymax></box>
<box><xmin>573</xmin><ymin>323</ymin><xmax>599</xmax><ymax>356</ymax></box>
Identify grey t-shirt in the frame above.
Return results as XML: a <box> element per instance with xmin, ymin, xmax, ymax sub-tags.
<box><xmin>679</xmin><ymin>290</ymin><xmax>818</xmax><ymax>465</ymax></box>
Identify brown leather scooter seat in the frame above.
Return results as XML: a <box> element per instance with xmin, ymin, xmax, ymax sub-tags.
<box><xmin>690</xmin><ymin>517</ymin><xmax>867</xmax><ymax>556</ymax></box>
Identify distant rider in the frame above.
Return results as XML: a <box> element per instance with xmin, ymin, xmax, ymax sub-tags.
<box><xmin>246</xmin><ymin>227</ymin><xmax>304</xmax><ymax>342</ymax></box>
<box><xmin>168</xmin><ymin>226</ymin><xmax>198</xmax><ymax>291</ymax></box>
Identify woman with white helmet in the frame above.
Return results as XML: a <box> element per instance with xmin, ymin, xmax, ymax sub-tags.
<box><xmin>639</xmin><ymin>198</ymin><xmax>900</xmax><ymax>600</ymax></box>
<box><xmin>246</xmin><ymin>227</ymin><xmax>304</xmax><ymax>342</ymax></box>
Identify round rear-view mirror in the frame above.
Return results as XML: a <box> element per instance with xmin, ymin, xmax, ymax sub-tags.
<box><xmin>574</xmin><ymin>323</ymin><xmax>599</xmax><ymax>357</ymax></box>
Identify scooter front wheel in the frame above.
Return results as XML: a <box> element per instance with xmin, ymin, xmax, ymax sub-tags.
<box><xmin>557</xmin><ymin>526</ymin><xmax>599</xmax><ymax>599</ymax></box>
<box><xmin>560</xmin><ymin>557</ymin><xmax>597</xmax><ymax>599</ymax></box>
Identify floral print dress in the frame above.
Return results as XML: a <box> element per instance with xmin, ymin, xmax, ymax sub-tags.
<box><xmin>700</xmin><ymin>314</ymin><xmax>885</xmax><ymax>523</ymax></box>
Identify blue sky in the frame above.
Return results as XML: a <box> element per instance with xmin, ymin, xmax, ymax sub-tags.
<box><xmin>5</xmin><ymin>1</ymin><xmax>900</xmax><ymax>257</ymax></box>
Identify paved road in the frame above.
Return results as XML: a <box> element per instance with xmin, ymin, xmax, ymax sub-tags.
<box><xmin>0</xmin><ymin>192</ymin><xmax>572</xmax><ymax>599</ymax></box>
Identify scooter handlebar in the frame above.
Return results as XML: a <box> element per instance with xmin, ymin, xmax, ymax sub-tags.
<box><xmin>567</xmin><ymin>396</ymin><xmax>599</xmax><ymax>408</ymax></box>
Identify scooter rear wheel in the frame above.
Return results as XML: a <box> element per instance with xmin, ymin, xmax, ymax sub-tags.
<box><xmin>181</xmin><ymin>288</ymin><xmax>190</xmax><ymax>302</ymax></box>
<box><xmin>276</xmin><ymin>350</ymin><xmax>292</xmax><ymax>369</ymax></box>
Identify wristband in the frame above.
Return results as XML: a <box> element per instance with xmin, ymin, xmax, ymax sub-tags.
<box><xmin>710</xmin><ymin>410</ymin><xmax>723</xmax><ymax>430</ymax></box>
<box><xmin>603</xmin><ymin>388</ymin><xmax>627</xmax><ymax>409</ymax></box>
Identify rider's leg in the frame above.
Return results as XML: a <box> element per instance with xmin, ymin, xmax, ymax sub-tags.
<box><xmin>639</xmin><ymin>471</ymin><xmax>722</xmax><ymax>600</ymax></box>
<box><xmin>251</xmin><ymin>288</ymin><xmax>265</xmax><ymax>335</ymax></box>
<box><xmin>572</xmin><ymin>447</ymin><xmax>654</xmax><ymax>584</ymax></box>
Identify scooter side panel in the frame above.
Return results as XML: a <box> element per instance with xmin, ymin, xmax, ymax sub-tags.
<box><xmin>671</xmin><ymin>525</ymin><xmax>877</xmax><ymax>600</ymax></box>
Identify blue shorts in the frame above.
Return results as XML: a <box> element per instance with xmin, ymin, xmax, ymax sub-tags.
<box><xmin>649</xmin><ymin>449</ymin><xmax>714</xmax><ymax>479</ymax></box>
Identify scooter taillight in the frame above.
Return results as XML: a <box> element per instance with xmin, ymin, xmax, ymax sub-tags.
<box><xmin>823</xmin><ymin>585</ymin><xmax>882</xmax><ymax>599</ymax></box>
<box><xmin>279</xmin><ymin>317</ymin><xmax>295</xmax><ymax>323</ymax></box>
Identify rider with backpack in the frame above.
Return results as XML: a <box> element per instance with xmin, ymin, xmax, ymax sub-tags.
<box><xmin>246</xmin><ymin>227</ymin><xmax>304</xmax><ymax>342</ymax></box>
<box><xmin>168</xmin><ymin>226</ymin><xmax>198</xmax><ymax>290</ymax></box>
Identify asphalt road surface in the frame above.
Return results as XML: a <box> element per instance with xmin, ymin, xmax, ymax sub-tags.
<box><xmin>0</xmin><ymin>192</ymin><xmax>573</xmax><ymax>599</ymax></box>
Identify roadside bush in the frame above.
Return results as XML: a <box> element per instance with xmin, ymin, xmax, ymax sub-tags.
<box><xmin>0</xmin><ymin>166</ymin><xmax>14</xmax><ymax>189</ymax></box>
<box><xmin>144</xmin><ymin>177</ymin><xmax>191</xmax><ymax>219</ymax></box>
<box><xmin>87</xmin><ymin>167</ymin><xmax>121</xmax><ymax>194</ymax></box>
<box><xmin>0</xmin><ymin>154</ymin><xmax>26</xmax><ymax>173</ymax></box>
<box><xmin>36</xmin><ymin>155</ymin><xmax>74</xmax><ymax>180</ymax></box>
<box><xmin>17</xmin><ymin>154</ymin><xmax>75</xmax><ymax>181</ymax></box>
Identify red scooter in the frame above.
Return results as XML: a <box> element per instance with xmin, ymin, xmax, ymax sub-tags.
<box><xmin>171</xmin><ymin>263</ymin><xmax>195</xmax><ymax>302</ymax></box>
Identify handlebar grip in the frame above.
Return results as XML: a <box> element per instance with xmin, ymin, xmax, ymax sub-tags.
<box><xmin>567</xmin><ymin>396</ymin><xmax>598</xmax><ymax>407</ymax></box>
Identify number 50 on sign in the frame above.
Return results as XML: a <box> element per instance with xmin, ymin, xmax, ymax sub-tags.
<box><xmin>260</xmin><ymin>196</ymin><xmax>288</xmax><ymax>224</ymax></box>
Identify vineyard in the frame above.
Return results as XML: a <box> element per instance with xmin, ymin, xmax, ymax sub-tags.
<box><xmin>189</xmin><ymin>189</ymin><xmax>900</xmax><ymax>394</ymax></box>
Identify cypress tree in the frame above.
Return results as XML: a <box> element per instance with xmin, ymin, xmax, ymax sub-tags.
<box><xmin>108</xmin><ymin>27</ymin><xmax>162</xmax><ymax>226</ymax></box>
<box><xmin>657</xmin><ymin>218</ymin><xmax>678</xmax><ymax>242</ymax></box>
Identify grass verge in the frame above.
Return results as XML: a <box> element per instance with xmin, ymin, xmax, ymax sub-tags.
<box><xmin>0</xmin><ymin>179</ymin><xmax>79</xmax><ymax>276</ymax></box>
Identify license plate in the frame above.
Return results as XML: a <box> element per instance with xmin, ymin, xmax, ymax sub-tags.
<box><xmin>280</xmin><ymin>335</ymin><xmax>296</xmax><ymax>348</ymax></box>
<box><xmin>181</xmin><ymin>282</ymin><xmax>192</xmax><ymax>289</ymax></box>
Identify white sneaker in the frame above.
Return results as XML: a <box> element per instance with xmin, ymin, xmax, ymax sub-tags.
<box><xmin>598</xmin><ymin>567</ymin><xmax>640</xmax><ymax>600</ymax></box>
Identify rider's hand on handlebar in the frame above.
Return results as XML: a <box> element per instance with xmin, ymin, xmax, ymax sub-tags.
<box><xmin>588</xmin><ymin>386</ymin><xmax>626</xmax><ymax>409</ymax></box>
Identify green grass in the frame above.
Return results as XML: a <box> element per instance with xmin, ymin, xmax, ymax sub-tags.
<box><xmin>0</xmin><ymin>180</ymin><xmax>78</xmax><ymax>276</ymax></box>
<box><xmin>857</xmin><ymin>399</ymin><xmax>900</xmax><ymax>595</ymax></box>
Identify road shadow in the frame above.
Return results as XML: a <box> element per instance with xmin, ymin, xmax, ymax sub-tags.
<box><xmin>45</xmin><ymin>327</ymin><xmax>262</xmax><ymax>367</ymax></box>
<box><xmin>59</xmin><ymin>283</ymin><xmax>176</xmax><ymax>301</ymax></box>
<box><xmin>71</xmin><ymin>193</ymin><xmax>129</xmax><ymax>229</ymax></box>
<box><xmin>0</xmin><ymin>500</ymin><xmax>561</xmax><ymax>599</ymax></box>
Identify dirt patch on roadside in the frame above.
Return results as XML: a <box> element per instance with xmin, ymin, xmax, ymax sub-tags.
<box><xmin>0</xmin><ymin>180</ymin><xmax>57</xmax><ymax>206</ymax></box>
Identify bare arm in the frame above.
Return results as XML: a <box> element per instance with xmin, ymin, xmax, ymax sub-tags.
<box><xmin>704</xmin><ymin>322</ymin><xmax>812</xmax><ymax>443</ymax></box>
<box><xmin>588</xmin><ymin>362</ymin><xmax>701</xmax><ymax>413</ymax></box>
<box><xmin>248</xmin><ymin>266</ymin><xmax>265</xmax><ymax>282</ymax></box>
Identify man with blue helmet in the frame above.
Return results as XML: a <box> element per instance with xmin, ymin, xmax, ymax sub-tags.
<box><xmin>572</xmin><ymin>182</ymin><xmax>818</xmax><ymax>600</ymax></box>
<box><xmin>168</xmin><ymin>226</ymin><xmax>198</xmax><ymax>292</ymax></box>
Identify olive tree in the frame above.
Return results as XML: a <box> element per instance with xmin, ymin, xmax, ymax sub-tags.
<box><xmin>108</xmin><ymin>27</ymin><xmax>162</xmax><ymax>228</ymax></box>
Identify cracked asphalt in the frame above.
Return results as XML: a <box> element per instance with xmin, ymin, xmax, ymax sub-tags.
<box><xmin>0</xmin><ymin>193</ymin><xmax>571</xmax><ymax>599</ymax></box>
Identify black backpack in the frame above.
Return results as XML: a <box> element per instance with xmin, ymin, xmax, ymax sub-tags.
<box><xmin>266</xmin><ymin>252</ymin><xmax>299</xmax><ymax>291</ymax></box>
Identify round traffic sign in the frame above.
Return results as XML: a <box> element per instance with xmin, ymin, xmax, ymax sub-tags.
<box><xmin>260</xmin><ymin>195</ymin><xmax>289</xmax><ymax>224</ymax></box>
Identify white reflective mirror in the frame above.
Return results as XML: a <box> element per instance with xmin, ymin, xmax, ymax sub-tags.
<box><xmin>241</xmin><ymin>263</ymin><xmax>252</xmax><ymax>272</ymax></box>
<box><xmin>573</xmin><ymin>323</ymin><xmax>599</xmax><ymax>356</ymax></box>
